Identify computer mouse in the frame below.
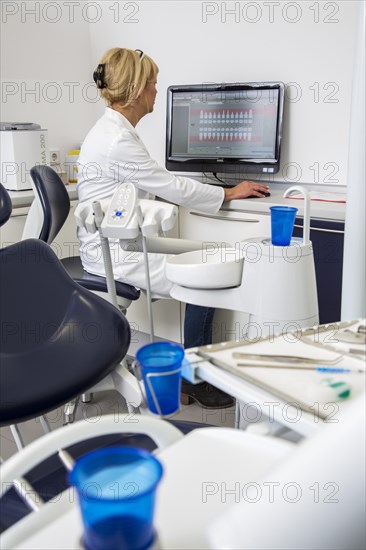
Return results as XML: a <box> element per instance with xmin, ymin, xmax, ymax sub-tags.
<box><xmin>247</xmin><ymin>191</ymin><xmax>271</xmax><ymax>199</ymax></box>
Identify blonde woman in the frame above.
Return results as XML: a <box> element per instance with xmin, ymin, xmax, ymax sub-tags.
<box><xmin>77</xmin><ymin>48</ymin><xmax>269</xmax><ymax>408</ymax></box>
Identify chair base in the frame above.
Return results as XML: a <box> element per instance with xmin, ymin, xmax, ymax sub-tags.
<box><xmin>81</xmin><ymin>393</ymin><xmax>93</xmax><ymax>403</ymax></box>
<box><xmin>63</xmin><ymin>397</ymin><xmax>79</xmax><ymax>425</ymax></box>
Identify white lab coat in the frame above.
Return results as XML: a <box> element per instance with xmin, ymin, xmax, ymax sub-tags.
<box><xmin>77</xmin><ymin>107</ymin><xmax>225</xmax><ymax>298</ymax></box>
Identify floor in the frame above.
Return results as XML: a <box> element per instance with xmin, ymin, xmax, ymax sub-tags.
<box><xmin>0</xmin><ymin>389</ymin><xmax>237</xmax><ymax>461</ymax></box>
<box><xmin>0</xmin><ymin>383</ymin><xmax>303</xmax><ymax>462</ymax></box>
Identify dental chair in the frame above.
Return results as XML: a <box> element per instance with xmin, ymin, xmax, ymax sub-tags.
<box><xmin>23</xmin><ymin>165</ymin><xmax>141</xmax><ymax>421</ymax></box>
<box><xmin>0</xmin><ymin>181</ymin><xmax>131</xmax><ymax>438</ymax></box>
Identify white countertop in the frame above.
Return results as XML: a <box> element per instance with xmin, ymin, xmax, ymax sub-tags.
<box><xmin>7</xmin><ymin>179</ymin><xmax>346</xmax><ymax>222</ymax></box>
<box><xmin>8</xmin><ymin>183</ymin><xmax>78</xmax><ymax>209</ymax></box>
<box><xmin>221</xmin><ymin>184</ymin><xmax>346</xmax><ymax>222</ymax></box>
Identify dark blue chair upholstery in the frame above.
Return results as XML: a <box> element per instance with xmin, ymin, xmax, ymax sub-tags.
<box><xmin>0</xmin><ymin>237</ymin><xmax>131</xmax><ymax>426</ymax></box>
<box><xmin>29</xmin><ymin>165</ymin><xmax>140</xmax><ymax>302</ymax></box>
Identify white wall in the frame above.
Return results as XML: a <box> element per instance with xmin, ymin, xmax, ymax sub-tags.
<box><xmin>87</xmin><ymin>0</ymin><xmax>359</xmax><ymax>186</ymax></box>
<box><xmin>0</xmin><ymin>1</ymin><xmax>96</xmax><ymax>163</ymax></box>
<box><xmin>341</xmin><ymin>4</ymin><xmax>366</xmax><ymax>320</ymax></box>
<box><xmin>1</xmin><ymin>1</ymin><xmax>359</xmax><ymax>186</ymax></box>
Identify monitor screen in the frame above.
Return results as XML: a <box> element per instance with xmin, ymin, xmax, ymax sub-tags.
<box><xmin>166</xmin><ymin>82</ymin><xmax>285</xmax><ymax>177</ymax></box>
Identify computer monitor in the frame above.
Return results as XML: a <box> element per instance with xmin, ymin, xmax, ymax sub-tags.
<box><xmin>165</xmin><ymin>82</ymin><xmax>285</xmax><ymax>178</ymax></box>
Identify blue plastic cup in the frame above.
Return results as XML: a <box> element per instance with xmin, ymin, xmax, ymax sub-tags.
<box><xmin>69</xmin><ymin>447</ymin><xmax>163</xmax><ymax>550</ymax></box>
<box><xmin>270</xmin><ymin>206</ymin><xmax>298</xmax><ymax>246</ymax></box>
<box><xmin>136</xmin><ymin>342</ymin><xmax>184</xmax><ymax>416</ymax></box>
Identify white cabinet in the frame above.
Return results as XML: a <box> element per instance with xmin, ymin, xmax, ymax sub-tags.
<box><xmin>0</xmin><ymin>201</ymin><xmax>79</xmax><ymax>260</ymax></box>
<box><xmin>179</xmin><ymin>206</ymin><xmax>270</xmax><ymax>244</ymax></box>
<box><xmin>179</xmin><ymin>206</ymin><xmax>271</xmax><ymax>343</ymax></box>
<box><xmin>0</xmin><ymin>207</ymin><xmax>29</xmax><ymax>247</ymax></box>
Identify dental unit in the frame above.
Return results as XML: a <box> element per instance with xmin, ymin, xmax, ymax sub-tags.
<box><xmin>75</xmin><ymin>183</ymin><xmax>318</xmax><ymax>342</ymax></box>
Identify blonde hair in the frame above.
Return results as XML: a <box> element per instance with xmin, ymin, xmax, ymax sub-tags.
<box><xmin>96</xmin><ymin>48</ymin><xmax>159</xmax><ymax>108</ymax></box>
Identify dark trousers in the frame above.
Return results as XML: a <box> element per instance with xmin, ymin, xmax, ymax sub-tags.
<box><xmin>184</xmin><ymin>304</ymin><xmax>215</xmax><ymax>348</ymax></box>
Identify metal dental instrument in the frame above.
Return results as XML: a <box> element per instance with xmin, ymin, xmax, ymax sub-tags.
<box><xmin>235</xmin><ymin>363</ymin><xmax>364</xmax><ymax>373</ymax></box>
<box><xmin>232</xmin><ymin>352</ymin><xmax>343</xmax><ymax>365</ymax></box>
<box><xmin>347</xmin><ymin>348</ymin><xmax>366</xmax><ymax>356</ymax></box>
<box><xmin>336</xmin><ymin>329</ymin><xmax>366</xmax><ymax>345</ymax></box>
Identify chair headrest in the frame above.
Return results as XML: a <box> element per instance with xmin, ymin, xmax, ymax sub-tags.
<box><xmin>30</xmin><ymin>165</ymin><xmax>70</xmax><ymax>244</ymax></box>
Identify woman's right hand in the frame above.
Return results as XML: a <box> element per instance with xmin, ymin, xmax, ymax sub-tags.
<box><xmin>223</xmin><ymin>180</ymin><xmax>270</xmax><ymax>201</ymax></box>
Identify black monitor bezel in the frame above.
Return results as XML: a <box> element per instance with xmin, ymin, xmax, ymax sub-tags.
<box><xmin>165</xmin><ymin>81</ymin><xmax>285</xmax><ymax>176</ymax></box>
